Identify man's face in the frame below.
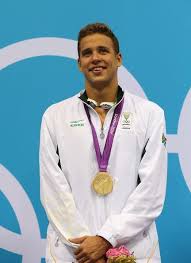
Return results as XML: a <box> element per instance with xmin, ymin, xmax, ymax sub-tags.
<box><xmin>78</xmin><ymin>33</ymin><xmax>122</xmax><ymax>87</ymax></box>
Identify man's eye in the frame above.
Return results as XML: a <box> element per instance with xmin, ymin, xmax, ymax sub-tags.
<box><xmin>82</xmin><ymin>50</ymin><xmax>91</xmax><ymax>57</ymax></box>
<box><xmin>99</xmin><ymin>48</ymin><xmax>109</xmax><ymax>54</ymax></box>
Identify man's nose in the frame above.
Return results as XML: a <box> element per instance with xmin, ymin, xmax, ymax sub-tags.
<box><xmin>92</xmin><ymin>51</ymin><xmax>101</xmax><ymax>62</ymax></box>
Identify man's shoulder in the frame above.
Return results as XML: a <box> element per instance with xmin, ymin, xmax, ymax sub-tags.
<box><xmin>124</xmin><ymin>90</ymin><xmax>164</xmax><ymax>114</ymax></box>
<box><xmin>42</xmin><ymin>92</ymin><xmax>81</xmax><ymax>119</ymax></box>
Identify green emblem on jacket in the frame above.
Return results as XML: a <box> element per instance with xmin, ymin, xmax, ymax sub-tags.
<box><xmin>70</xmin><ymin>119</ymin><xmax>85</xmax><ymax>127</ymax></box>
<box><xmin>162</xmin><ymin>133</ymin><xmax>167</xmax><ymax>147</ymax></box>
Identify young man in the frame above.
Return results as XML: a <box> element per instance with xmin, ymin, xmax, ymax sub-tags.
<box><xmin>40</xmin><ymin>23</ymin><xmax>167</xmax><ymax>263</ymax></box>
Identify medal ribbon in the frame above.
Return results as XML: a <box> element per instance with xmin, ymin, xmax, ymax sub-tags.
<box><xmin>84</xmin><ymin>98</ymin><xmax>124</xmax><ymax>172</ymax></box>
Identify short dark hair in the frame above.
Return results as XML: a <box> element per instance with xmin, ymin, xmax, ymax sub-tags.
<box><xmin>77</xmin><ymin>23</ymin><xmax>120</xmax><ymax>56</ymax></box>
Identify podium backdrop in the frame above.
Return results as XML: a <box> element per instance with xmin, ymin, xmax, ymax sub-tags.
<box><xmin>0</xmin><ymin>1</ymin><xmax>191</xmax><ymax>262</ymax></box>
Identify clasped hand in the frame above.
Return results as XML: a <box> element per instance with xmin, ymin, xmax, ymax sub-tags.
<box><xmin>69</xmin><ymin>235</ymin><xmax>111</xmax><ymax>263</ymax></box>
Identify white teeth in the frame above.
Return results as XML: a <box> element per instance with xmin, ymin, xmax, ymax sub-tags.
<box><xmin>93</xmin><ymin>67</ymin><xmax>102</xmax><ymax>71</ymax></box>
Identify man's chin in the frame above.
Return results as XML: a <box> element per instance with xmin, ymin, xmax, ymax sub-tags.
<box><xmin>88</xmin><ymin>78</ymin><xmax>109</xmax><ymax>88</ymax></box>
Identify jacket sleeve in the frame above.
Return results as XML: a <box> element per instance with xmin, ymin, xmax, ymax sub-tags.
<box><xmin>97</xmin><ymin>107</ymin><xmax>167</xmax><ymax>247</ymax></box>
<box><xmin>39</xmin><ymin>111</ymin><xmax>91</xmax><ymax>247</ymax></box>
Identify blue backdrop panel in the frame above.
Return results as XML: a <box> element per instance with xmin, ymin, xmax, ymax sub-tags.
<box><xmin>0</xmin><ymin>1</ymin><xmax>191</xmax><ymax>262</ymax></box>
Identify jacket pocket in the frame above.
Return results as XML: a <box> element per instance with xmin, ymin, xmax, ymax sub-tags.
<box><xmin>126</xmin><ymin>225</ymin><xmax>160</xmax><ymax>260</ymax></box>
<box><xmin>46</xmin><ymin>226</ymin><xmax>76</xmax><ymax>263</ymax></box>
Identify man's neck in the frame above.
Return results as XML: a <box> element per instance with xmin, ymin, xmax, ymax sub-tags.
<box><xmin>85</xmin><ymin>83</ymin><xmax>118</xmax><ymax>104</ymax></box>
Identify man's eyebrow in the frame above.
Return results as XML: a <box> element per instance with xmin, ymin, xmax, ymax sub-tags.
<box><xmin>81</xmin><ymin>48</ymin><xmax>91</xmax><ymax>54</ymax></box>
<box><xmin>81</xmin><ymin>46</ymin><xmax>110</xmax><ymax>56</ymax></box>
<box><xmin>97</xmin><ymin>46</ymin><xmax>109</xmax><ymax>49</ymax></box>
<box><xmin>81</xmin><ymin>46</ymin><xmax>110</xmax><ymax>51</ymax></box>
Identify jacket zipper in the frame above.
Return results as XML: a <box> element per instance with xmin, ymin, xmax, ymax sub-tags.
<box><xmin>82</xmin><ymin>95</ymin><xmax>124</xmax><ymax>140</ymax></box>
<box><xmin>100</xmin><ymin>126</ymin><xmax>105</xmax><ymax>139</ymax></box>
<box><xmin>55</xmin><ymin>237</ymin><xmax>59</xmax><ymax>247</ymax></box>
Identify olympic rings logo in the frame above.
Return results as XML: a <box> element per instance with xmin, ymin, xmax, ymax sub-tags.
<box><xmin>0</xmin><ymin>38</ymin><xmax>190</xmax><ymax>262</ymax></box>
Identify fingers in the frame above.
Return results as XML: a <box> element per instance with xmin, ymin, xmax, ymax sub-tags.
<box><xmin>74</xmin><ymin>246</ymin><xmax>82</xmax><ymax>255</ymax></box>
<box><xmin>77</xmin><ymin>257</ymin><xmax>95</xmax><ymax>263</ymax></box>
<box><xmin>73</xmin><ymin>236</ymin><xmax>107</xmax><ymax>262</ymax></box>
<box><xmin>75</xmin><ymin>250</ymin><xmax>93</xmax><ymax>261</ymax></box>
<box><xmin>75</xmin><ymin>250</ymin><xmax>97</xmax><ymax>262</ymax></box>
<box><xmin>77</xmin><ymin>255</ymin><xmax>91</xmax><ymax>263</ymax></box>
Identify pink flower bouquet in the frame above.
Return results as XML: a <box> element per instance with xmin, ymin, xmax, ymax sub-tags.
<box><xmin>106</xmin><ymin>246</ymin><xmax>136</xmax><ymax>263</ymax></box>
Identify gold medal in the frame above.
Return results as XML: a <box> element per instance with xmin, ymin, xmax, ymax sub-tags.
<box><xmin>92</xmin><ymin>172</ymin><xmax>113</xmax><ymax>196</ymax></box>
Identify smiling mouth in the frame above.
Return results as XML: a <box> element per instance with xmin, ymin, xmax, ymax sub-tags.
<box><xmin>89</xmin><ymin>66</ymin><xmax>106</xmax><ymax>73</ymax></box>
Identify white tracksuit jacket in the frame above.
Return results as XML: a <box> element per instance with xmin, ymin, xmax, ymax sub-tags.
<box><xmin>40</xmin><ymin>90</ymin><xmax>167</xmax><ymax>263</ymax></box>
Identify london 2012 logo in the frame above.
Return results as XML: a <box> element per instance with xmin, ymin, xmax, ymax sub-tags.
<box><xmin>0</xmin><ymin>37</ymin><xmax>191</xmax><ymax>262</ymax></box>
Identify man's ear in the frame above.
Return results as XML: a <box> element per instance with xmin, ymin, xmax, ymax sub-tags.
<box><xmin>117</xmin><ymin>53</ymin><xmax>122</xmax><ymax>67</ymax></box>
<box><xmin>78</xmin><ymin>58</ymin><xmax>82</xmax><ymax>71</ymax></box>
